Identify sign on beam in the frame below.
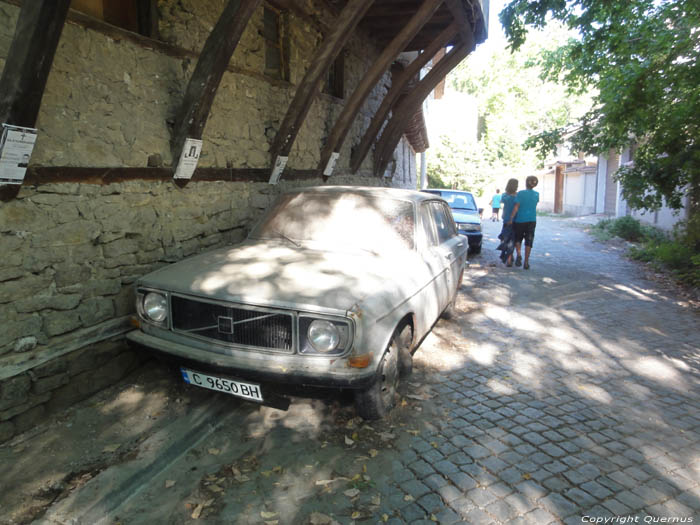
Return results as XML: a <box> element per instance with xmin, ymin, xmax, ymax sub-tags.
<box><xmin>0</xmin><ymin>124</ymin><xmax>37</xmax><ymax>185</ymax></box>
<box><xmin>269</xmin><ymin>155</ymin><xmax>288</xmax><ymax>185</ymax></box>
<box><xmin>323</xmin><ymin>152</ymin><xmax>340</xmax><ymax>177</ymax></box>
<box><xmin>174</xmin><ymin>137</ymin><xmax>203</xmax><ymax>180</ymax></box>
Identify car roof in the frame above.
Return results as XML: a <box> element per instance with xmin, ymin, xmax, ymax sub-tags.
<box><xmin>286</xmin><ymin>185</ymin><xmax>439</xmax><ymax>203</ymax></box>
<box><xmin>421</xmin><ymin>188</ymin><xmax>475</xmax><ymax>196</ymax></box>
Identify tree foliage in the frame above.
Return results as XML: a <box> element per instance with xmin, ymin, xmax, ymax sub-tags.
<box><xmin>430</xmin><ymin>21</ymin><xmax>592</xmax><ymax>190</ymax></box>
<box><xmin>500</xmin><ymin>0</ymin><xmax>700</xmax><ymax>212</ymax></box>
<box><xmin>426</xmin><ymin>134</ymin><xmax>490</xmax><ymax>195</ymax></box>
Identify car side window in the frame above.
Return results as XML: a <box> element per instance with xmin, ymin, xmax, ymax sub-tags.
<box><xmin>430</xmin><ymin>202</ymin><xmax>457</xmax><ymax>243</ymax></box>
<box><xmin>420</xmin><ymin>203</ymin><xmax>438</xmax><ymax>247</ymax></box>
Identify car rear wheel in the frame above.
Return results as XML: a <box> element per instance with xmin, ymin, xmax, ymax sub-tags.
<box><xmin>355</xmin><ymin>332</ymin><xmax>400</xmax><ymax>420</ymax></box>
<box><xmin>396</xmin><ymin>324</ymin><xmax>413</xmax><ymax>378</ymax></box>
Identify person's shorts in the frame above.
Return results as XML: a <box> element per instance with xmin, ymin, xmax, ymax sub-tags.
<box><xmin>492</xmin><ymin>208</ymin><xmax>500</xmax><ymax>213</ymax></box>
<box><xmin>514</xmin><ymin>221</ymin><xmax>536</xmax><ymax>247</ymax></box>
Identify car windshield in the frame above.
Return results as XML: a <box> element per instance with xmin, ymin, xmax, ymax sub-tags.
<box><xmin>250</xmin><ymin>192</ymin><xmax>415</xmax><ymax>252</ymax></box>
<box><xmin>437</xmin><ymin>191</ymin><xmax>477</xmax><ymax>211</ymax></box>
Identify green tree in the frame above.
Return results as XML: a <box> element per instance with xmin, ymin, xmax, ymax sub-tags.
<box><xmin>446</xmin><ymin>21</ymin><xmax>592</xmax><ymax>177</ymax></box>
<box><xmin>426</xmin><ymin>134</ymin><xmax>490</xmax><ymax>195</ymax></box>
<box><xmin>500</xmin><ymin>0</ymin><xmax>700</xmax><ymax>214</ymax></box>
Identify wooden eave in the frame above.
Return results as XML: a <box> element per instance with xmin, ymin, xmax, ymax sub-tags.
<box><xmin>359</xmin><ymin>0</ymin><xmax>486</xmax><ymax>51</ymax></box>
<box><xmin>404</xmin><ymin>103</ymin><xmax>429</xmax><ymax>153</ymax></box>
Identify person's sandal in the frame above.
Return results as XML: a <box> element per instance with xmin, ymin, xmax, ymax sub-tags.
<box><xmin>515</xmin><ymin>255</ymin><xmax>522</xmax><ymax>267</ymax></box>
<box><xmin>506</xmin><ymin>258</ymin><xmax>513</xmax><ymax>267</ymax></box>
<box><xmin>524</xmin><ymin>262</ymin><xmax>530</xmax><ymax>270</ymax></box>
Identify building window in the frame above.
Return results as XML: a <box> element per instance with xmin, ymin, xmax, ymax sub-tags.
<box><xmin>71</xmin><ymin>0</ymin><xmax>159</xmax><ymax>38</ymax></box>
<box><xmin>323</xmin><ymin>54</ymin><xmax>344</xmax><ymax>99</ymax></box>
<box><xmin>263</xmin><ymin>5</ymin><xmax>289</xmax><ymax>81</ymax></box>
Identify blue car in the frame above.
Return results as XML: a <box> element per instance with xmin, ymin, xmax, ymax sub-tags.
<box><xmin>421</xmin><ymin>189</ymin><xmax>482</xmax><ymax>254</ymax></box>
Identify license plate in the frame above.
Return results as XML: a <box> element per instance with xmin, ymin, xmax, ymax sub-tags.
<box><xmin>180</xmin><ymin>368</ymin><xmax>263</xmax><ymax>402</ymax></box>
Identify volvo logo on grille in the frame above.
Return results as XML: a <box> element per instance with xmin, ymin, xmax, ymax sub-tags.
<box><xmin>217</xmin><ymin>316</ymin><xmax>234</xmax><ymax>334</ymax></box>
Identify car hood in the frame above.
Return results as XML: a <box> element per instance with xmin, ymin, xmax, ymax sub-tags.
<box><xmin>139</xmin><ymin>240</ymin><xmax>419</xmax><ymax>314</ymax></box>
<box><xmin>451</xmin><ymin>210</ymin><xmax>481</xmax><ymax>224</ymax></box>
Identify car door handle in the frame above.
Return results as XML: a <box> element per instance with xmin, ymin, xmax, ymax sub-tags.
<box><xmin>457</xmin><ymin>242</ymin><xmax>465</xmax><ymax>248</ymax></box>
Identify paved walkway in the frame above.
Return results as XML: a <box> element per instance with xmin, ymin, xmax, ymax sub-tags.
<box><xmin>3</xmin><ymin>216</ymin><xmax>699</xmax><ymax>524</ymax></box>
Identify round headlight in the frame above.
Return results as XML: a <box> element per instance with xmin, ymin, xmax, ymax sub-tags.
<box><xmin>308</xmin><ymin>320</ymin><xmax>340</xmax><ymax>353</ymax></box>
<box><xmin>143</xmin><ymin>292</ymin><xmax>167</xmax><ymax>323</ymax></box>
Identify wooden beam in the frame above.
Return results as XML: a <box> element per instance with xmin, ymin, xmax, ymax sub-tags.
<box><xmin>445</xmin><ymin>0</ymin><xmax>475</xmax><ymax>51</ymax></box>
<box><xmin>136</xmin><ymin>0</ymin><xmax>160</xmax><ymax>39</ymax></box>
<box><xmin>317</xmin><ymin>0</ymin><xmax>445</xmax><ymax>177</ymax></box>
<box><xmin>350</xmin><ymin>22</ymin><xmax>457</xmax><ymax>173</ymax></box>
<box><xmin>171</xmin><ymin>0</ymin><xmax>261</xmax><ymax>167</ymax></box>
<box><xmin>14</xmin><ymin>166</ymin><xmax>323</xmax><ymax>186</ymax></box>
<box><xmin>0</xmin><ymin>0</ymin><xmax>70</xmax><ymax>128</ymax></box>
<box><xmin>374</xmin><ymin>41</ymin><xmax>469</xmax><ymax>177</ymax></box>
<box><xmin>268</xmin><ymin>0</ymin><xmax>375</xmax><ymax>182</ymax></box>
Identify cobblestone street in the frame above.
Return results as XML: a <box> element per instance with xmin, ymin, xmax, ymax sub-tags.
<box><xmin>406</xmin><ymin>216</ymin><xmax>700</xmax><ymax>524</ymax></box>
<box><xmin>3</xmin><ymin>216</ymin><xmax>699</xmax><ymax>525</ymax></box>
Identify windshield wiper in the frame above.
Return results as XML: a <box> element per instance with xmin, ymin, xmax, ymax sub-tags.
<box><xmin>272</xmin><ymin>230</ymin><xmax>301</xmax><ymax>248</ymax></box>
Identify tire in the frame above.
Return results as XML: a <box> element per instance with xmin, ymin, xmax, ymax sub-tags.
<box><xmin>469</xmin><ymin>243</ymin><xmax>482</xmax><ymax>255</ymax></box>
<box><xmin>396</xmin><ymin>324</ymin><xmax>413</xmax><ymax>378</ymax></box>
<box><xmin>355</xmin><ymin>332</ymin><xmax>400</xmax><ymax>420</ymax></box>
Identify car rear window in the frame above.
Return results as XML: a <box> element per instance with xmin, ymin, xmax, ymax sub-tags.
<box><xmin>250</xmin><ymin>192</ymin><xmax>415</xmax><ymax>252</ymax></box>
<box><xmin>437</xmin><ymin>192</ymin><xmax>477</xmax><ymax>211</ymax></box>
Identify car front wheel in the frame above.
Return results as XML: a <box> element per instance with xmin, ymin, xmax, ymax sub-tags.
<box><xmin>355</xmin><ymin>333</ymin><xmax>400</xmax><ymax>420</ymax></box>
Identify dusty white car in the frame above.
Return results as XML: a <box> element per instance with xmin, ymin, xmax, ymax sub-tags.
<box><xmin>127</xmin><ymin>186</ymin><xmax>467</xmax><ymax>418</ymax></box>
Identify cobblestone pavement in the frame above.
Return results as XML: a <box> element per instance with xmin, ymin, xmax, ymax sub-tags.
<box><xmin>5</xmin><ymin>216</ymin><xmax>700</xmax><ymax>525</ymax></box>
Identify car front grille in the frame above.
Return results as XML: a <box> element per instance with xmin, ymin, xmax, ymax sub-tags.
<box><xmin>171</xmin><ymin>295</ymin><xmax>293</xmax><ymax>352</ymax></box>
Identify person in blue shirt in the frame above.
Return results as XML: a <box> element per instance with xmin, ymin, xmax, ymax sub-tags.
<box><xmin>497</xmin><ymin>178</ymin><xmax>518</xmax><ymax>266</ymax></box>
<box><xmin>507</xmin><ymin>176</ymin><xmax>539</xmax><ymax>270</ymax></box>
<box><xmin>489</xmin><ymin>189</ymin><xmax>502</xmax><ymax>221</ymax></box>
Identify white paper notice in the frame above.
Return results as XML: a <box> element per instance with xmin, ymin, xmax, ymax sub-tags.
<box><xmin>269</xmin><ymin>155</ymin><xmax>288</xmax><ymax>185</ymax></box>
<box><xmin>174</xmin><ymin>138</ymin><xmax>203</xmax><ymax>180</ymax></box>
<box><xmin>323</xmin><ymin>152</ymin><xmax>340</xmax><ymax>176</ymax></box>
<box><xmin>0</xmin><ymin>124</ymin><xmax>37</xmax><ymax>185</ymax></box>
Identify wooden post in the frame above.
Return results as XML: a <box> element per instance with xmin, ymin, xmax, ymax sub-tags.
<box><xmin>0</xmin><ymin>0</ymin><xmax>70</xmax><ymax>127</ymax></box>
<box><xmin>316</xmin><ymin>0</ymin><xmax>445</xmax><ymax>177</ymax></box>
<box><xmin>374</xmin><ymin>41</ymin><xmax>469</xmax><ymax>177</ymax></box>
<box><xmin>268</xmin><ymin>0</ymin><xmax>375</xmax><ymax>183</ymax></box>
<box><xmin>0</xmin><ymin>0</ymin><xmax>70</xmax><ymax>201</ymax></box>
<box><xmin>171</xmin><ymin>0</ymin><xmax>262</xmax><ymax>173</ymax></box>
<box><xmin>554</xmin><ymin>164</ymin><xmax>564</xmax><ymax>214</ymax></box>
<box><xmin>350</xmin><ymin>22</ymin><xmax>457</xmax><ymax>173</ymax></box>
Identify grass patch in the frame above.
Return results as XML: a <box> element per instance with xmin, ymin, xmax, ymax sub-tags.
<box><xmin>593</xmin><ymin>216</ymin><xmax>700</xmax><ymax>288</ymax></box>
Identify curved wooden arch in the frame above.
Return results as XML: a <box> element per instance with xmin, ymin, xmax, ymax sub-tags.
<box><xmin>350</xmin><ymin>21</ymin><xmax>458</xmax><ymax>173</ymax></box>
<box><xmin>374</xmin><ymin>41</ymin><xmax>469</xmax><ymax>177</ymax></box>
<box><xmin>268</xmin><ymin>0</ymin><xmax>375</xmax><ymax>183</ymax></box>
<box><xmin>316</xmin><ymin>0</ymin><xmax>445</xmax><ymax>177</ymax></box>
<box><xmin>171</xmin><ymin>0</ymin><xmax>262</xmax><ymax>166</ymax></box>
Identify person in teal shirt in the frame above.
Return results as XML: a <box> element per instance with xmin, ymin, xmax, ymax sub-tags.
<box><xmin>497</xmin><ymin>178</ymin><xmax>518</xmax><ymax>266</ymax></box>
<box><xmin>489</xmin><ymin>190</ymin><xmax>502</xmax><ymax>221</ymax></box>
<box><xmin>507</xmin><ymin>176</ymin><xmax>539</xmax><ymax>270</ymax></box>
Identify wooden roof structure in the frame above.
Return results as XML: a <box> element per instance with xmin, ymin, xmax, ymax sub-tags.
<box><xmin>270</xmin><ymin>0</ymin><xmax>489</xmax><ymax>180</ymax></box>
<box><xmin>0</xmin><ymin>0</ymin><xmax>488</xmax><ymax>198</ymax></box>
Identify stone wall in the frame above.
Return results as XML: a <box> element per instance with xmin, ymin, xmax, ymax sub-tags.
<box><xmin>0</xmin><ymin>0</ymin><xmax>417</xmax><ymax>443</ymax></box>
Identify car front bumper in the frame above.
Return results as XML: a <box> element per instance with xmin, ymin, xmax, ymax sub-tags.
<box><xmin>458</xmin><ymin>231</ymin><xmax>483</xmax><ymax>246</ymax></box>
<box><xmin>127</xmin><ymin>329</ymin><xmax>377</xmax><ymax>390</ymax></box>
